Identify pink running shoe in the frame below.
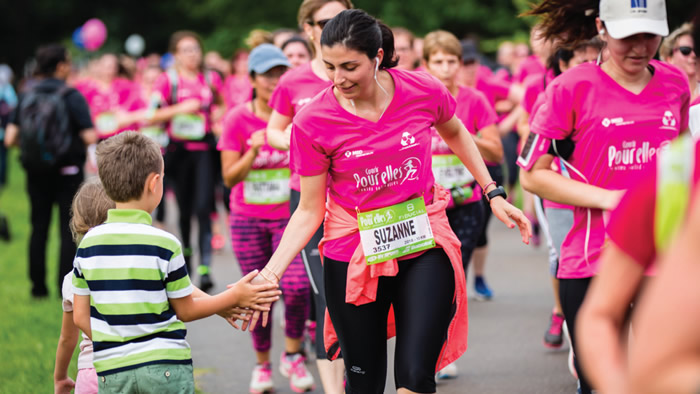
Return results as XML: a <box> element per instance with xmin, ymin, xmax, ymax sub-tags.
<box><xmin>250</xmin><ymin>362</ymin><xmax>274</xmax><ymax>394</ymax></box>
<box><xmin>279</xmin><ymin>352</ymin><xmax>315</xmax><ymax>393</ymax></box>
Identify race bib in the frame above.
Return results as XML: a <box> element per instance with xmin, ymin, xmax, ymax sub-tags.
<box><xmin>432</xmin><ymin>154</ymin><xmax>474</xmax><ymax>188</ymax></box>
<box><xmin>171</xmin><ymin>114</ymin><xmax>206</xmax><ymax>140</ymax></box>
<box><xmin>140</xmin><ymin>126</ymin><xmax>169</xmax><ymax>148</ymax></box>
<box><xmin>358</xmin><ymin>197</ymin><xmax>435</xmax><ymax>265</ymax></box>
<box><xmin>95</xmin><ymin>112</ymin><xmax>118</xmax><ymax>136</ymax></box>
<box><xmin>243</xmin><ymin>168</ymin><xmax>291</xmax><ymax>205</ymax></box>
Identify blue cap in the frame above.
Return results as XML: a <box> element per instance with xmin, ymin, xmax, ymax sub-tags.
<box><xmin>248</xmin><ymin>44</ymin><xmax>291</xmax><ymax>74</ymax></box>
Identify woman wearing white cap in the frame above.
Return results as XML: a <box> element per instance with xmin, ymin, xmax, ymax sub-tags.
<box><xmin>519</xmin><ymin>0</ymin><xmax>690</xmax><ymax>393</ymax></box>
<box><xmin>218</xmin><ymin>44</ymin><xmax>315</xmax><ymax>394</ymax></box>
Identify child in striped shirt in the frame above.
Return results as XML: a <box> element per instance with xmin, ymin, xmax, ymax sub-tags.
<box><xmin>72</xmin><ymin>132</ymin><xmax>280</xmax><ymax>393</ymax></box>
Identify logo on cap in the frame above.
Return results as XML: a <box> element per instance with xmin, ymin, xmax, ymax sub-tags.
<box><xmin>631</xmin><ymin>0</ymin><xmax>647</xmax><ymax>12</ymax></box>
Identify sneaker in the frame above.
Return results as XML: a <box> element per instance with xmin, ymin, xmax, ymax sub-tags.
<box><xmin>544</xmin><ymin>312</ymin><xmax>565</xmax><ymax>348</ymax></box>
<box><xmin>250</xmin><ymin>362</ymin><xmax>274</xmax><ymax>394</ymax></box>
<box><xmin>199</xmin><ymin>273</ymin><xmax>214</xmax><ymax>293</ymax></box>
<box><xmin>474</xmin><ymin>276</ymin><xmax>493</xmax><ymax>300</ymax></box>
<box><xmin>436</xmin><ymin>362</ymin><xmax>458</xmax><ymax>380</ymax></box>
<box><xmin>279</xmin><ymin>352</ymin><xmax>315</xmax><ymax>393</ymax></box>
<box><xmin>211</xmin><ymin>234</ymin><xmax>225</xmax><ymax>252</ymax></box>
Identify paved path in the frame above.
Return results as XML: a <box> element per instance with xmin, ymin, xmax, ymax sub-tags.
<box><xmin>173</xmin><ymin>201</ymin><xmax>576</xmax><ymax>393</ymax></box>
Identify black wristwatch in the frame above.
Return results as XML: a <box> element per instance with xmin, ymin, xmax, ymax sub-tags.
<box><xmin>486</xmin><ymin>186</ymin><xmax>507</xmax><ymax>202</ymax></box>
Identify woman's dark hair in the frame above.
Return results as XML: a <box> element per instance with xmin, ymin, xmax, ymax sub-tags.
<box><xmin>547</xmin><ymin>37</ymin><xmax>603</xmax><ymax>76</ymax></box>
<box><xmin>168</xmin><ymin>30</ymin><xmax>204</xmax><ymax>54</ymax></box>
<box><xmin>523</xmin><ymin>0</ymin><xmax>599</xmax><ymax>48</ymax></box>
<box><xmin>35</xmin><ymin>44</ymin><xmax>68</xmax><ymax>76</ymax></box>
<box><xmin>281</xmin><ymin>36</ymin><xmax>313</xmax><ymax>57</ymax></box>
<box><xmin>320</xmin><ymin>9</ymin><xmax>399</xmax><ymax>69</ymax></box>
<box><xmin>694</xmin><ymin>5</ymin><xmax>700</xmax><ymax>57</ymax></box>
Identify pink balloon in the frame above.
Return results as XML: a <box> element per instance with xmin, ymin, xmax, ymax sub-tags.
<box><xmin>82</xmin><ymin>18</ymin><xmax>107</xmax><ymax>51</ymax></box>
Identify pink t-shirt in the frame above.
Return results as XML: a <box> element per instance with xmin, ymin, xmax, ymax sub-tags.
<box><xmin>475</xmin><ymin>76</ymin><xmax>510</xmax><ymax>108</ymax></box>
<box><xmin>519</xmin><ymin>60</ymin><xmax>690</xmax><ymax>279</ymax></box>
<box><xmin>223</xmin><ymin>75</ymin><xmax>253</xmax><ymax>110</ymax></box>
<box><xmin>608</xmin><ymin>139</ymin><xmax>700</xmax><ymax>270</ymax></box>
<box><xmin>432</xmin><ymin>86</ymin><xmax>498</xmax><ymax>207</ymax></box>
<box><xmin>153</xmin><ymin>70</ymin><xmax>224</xmax><ymax>150</ymax></box>
<box><xmin>515</xmin><ymin>55</ymin><xmax>546</xmax><ymax>84</ymax></box>
<box><xmin>77</xmin><ymin>77</ymin><xmax>141</xmax><ymax>138</ymax></box>
<box><xmin>291</xmin><ymin>69</ymin><xmax>456</xmax><ymax>261</ymax></box>
<box><xmin>218</xmin><ymin>104</ymin><xmax>290</xmax><ymax>220</ymax></box>
<box><xmin>493</xmin><ymin>67</ymin><xmax>512</xmax><ymax>82</ymax></box>
<box><xmin>269</xmin><ymin>62</ymin><xmax>332</xmax><ymax>192</ymax></box>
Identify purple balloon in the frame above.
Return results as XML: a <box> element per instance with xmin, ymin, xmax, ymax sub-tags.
<box><xmin>82</xmin><ymin>18</ymin><xmax>107</xmax><ymax>51</ymax></box>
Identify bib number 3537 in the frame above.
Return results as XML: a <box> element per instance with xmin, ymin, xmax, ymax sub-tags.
<box><xmin>358</xmin><ymin>197</ymin><xmax>435</xmax><ymax>265</ymax></box>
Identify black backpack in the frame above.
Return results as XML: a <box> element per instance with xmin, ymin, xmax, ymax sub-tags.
<box><xmin>18</xmin><ymin>84</ymin><xmax>73</xmax><ymax>172</ymax></box>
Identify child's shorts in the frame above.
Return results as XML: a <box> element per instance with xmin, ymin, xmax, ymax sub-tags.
<box><xmin>76</xmin><ymin>368</ymin><xmax>98</xmax><ymax>394</ymax></box>
<box><xmin>98</xmin><ymin>363</ymin><xmax>194</xmax><ymax>394</ymax></box>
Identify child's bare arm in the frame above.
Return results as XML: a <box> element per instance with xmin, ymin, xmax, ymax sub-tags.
<box><xmin>73</xmin><ymin>295</ymin><xmax>92</xmax><ymax>340</ymax></box>
<box><xmin>54</xmin><ymin>311</ymin><xmax>78</xmax><ymax>394</ymax></box>
<box><xmin>170</xmin><ymin>271</ymin><xmax>280</xmax><ymax>322</ymax></box>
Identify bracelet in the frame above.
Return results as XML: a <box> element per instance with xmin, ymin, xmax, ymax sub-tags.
<box><xmin>482</xmin><ymin>181</ymin><xmax>497</xmax><ymax>195</ymax></box>
<box><xmin>258</xmin><ymin>270</ymin><xmax>278</xmax><ymax>284</ymax></box>
<box><xmin>262</xmin><ymin>267</ymin><xmax>281</xmax><ymax>282</ymax></box>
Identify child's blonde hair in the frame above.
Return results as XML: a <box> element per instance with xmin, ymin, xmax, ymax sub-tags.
<box><xmin>70</xmin><ymin>177</ymin><xmax>116</xmax><ymax>244</ymax></box>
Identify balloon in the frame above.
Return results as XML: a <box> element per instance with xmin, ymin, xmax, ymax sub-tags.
<box><xmin>124</xmin><ymin>34</ymin><xmax>145</xmax><ymax>56</ymax></box>
<box><xmin>82</xmin><ymin>18</ymin><xmax>107</xmax><ymax>51</ymax></box>
<box><xmin>160</xmin><ymin>53</ymin><xmax>174</xmax><ymax>70</ymax></box>
<box><xmin>72</xmin><ymin>27</ymin><xmax>85</xmax><ymax>50</ymax></box>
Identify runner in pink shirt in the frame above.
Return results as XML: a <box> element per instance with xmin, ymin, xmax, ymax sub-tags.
<box><xmin>76</xmin><ymin>53</ymin><xmax>140</xmax><ymax>139</ymax></box>
<box><xmin>218</xmin><ymin>44</ymin><xmax>315</xmax><ymax>394</ymax></box>
<box><xmin>249</xmin><ymin>10</ymin><xmax>530</xmax><ymax>394</ymax></box>
<box><xmin>266</xmin><ymin>2</ymin><xmax>353</xmax><ymax>393</ymax></box>
<box><xmin>139</xmin><ymin>31</ymin><xmax>225</xmax><ymax>292</ymax></box>
<box><xmin>223</xmin><ymin>49</ymin><xmax>253</xmax><ymax>110</ymax></box>
<box><xmin>520</xmin><ymin>1</ymin><xmax>689</xmax><ymax>392</ymax></box>
<box><xmin>517</xmin><ymin>40</ymin><xmax>600</xmax><ymax>351</ymax></box>
<box><xmin>422</xmin><ymin>29</ymin><xmax>503</xmax><ymax>381</ymax></box>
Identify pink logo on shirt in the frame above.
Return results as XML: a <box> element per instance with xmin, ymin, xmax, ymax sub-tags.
<box><xmin>353</xmin><ymin>157</ymin><xmax>422</xmax><ymax>192</ymax></box>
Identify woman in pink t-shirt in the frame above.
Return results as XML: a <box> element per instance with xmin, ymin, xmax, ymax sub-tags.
<box><xmin>249</xmin><ymin>10</ymin><xmax>530</xmax><ymax>394</ymax></box>
<box><xmin>218</xmin><ymin>44</ymin><xmax>314</xmax><ymax>394</ymax></box>
<box><xmin>223</xmin><ymin>50</ymin><xmax>253</xmax><ymax>110</ymax></box>
<box><xmin>140</xmin><ymin>31</ymin><xmax>225</xmax><ymax>292</ymax></box>
<box><xmin>266</xmin><ymin>2</ymin><xmax>353</xmax><ymax>392</ymax></box>
<box><xmin>76</xmin><ymin>53</ymin><xmax>140</xmax><ymax>140</ymax></box>
<box><xmin>519</xmin><ymin>1</ymin><xmax>690</xmax><ymax>393</ymax></box>
<box><xmin>421</xmin><ymin>30</ymin><xmax>504</xmax><ymax>380</ymax></box>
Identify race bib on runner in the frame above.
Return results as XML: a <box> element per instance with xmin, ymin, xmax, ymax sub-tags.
<box><xmin>358</xmin><ymin>197</ymin><xmax>435</xmax><ymax>265</ymax></box>
<box><xmin>432</xmin><ymin>154</ymin><xmax>474</xmax><ymax>188</ymax></box>
<box><xmin>243</xmin><ymin>168</ymin><xmax>291</xmax><ymax>205</ymax></box>
<box><xmin>95</xmin><ymin>112</ymin><xmax>118</xmax><ymax>136</ymax></box>
<box><xmin>171</xmin><ymin>114</ymin><xmax>206</xmax><ymax>140</ymax></box>
<box><xmin>140</xmin><ymin>126</ymin><xmax>169</xmax><ymax>148</ymax></box>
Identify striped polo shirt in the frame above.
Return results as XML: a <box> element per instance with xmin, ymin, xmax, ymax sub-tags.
<box><xmin>72</xmin><ymin>209</ymin><xmax>193</xmax><ymax>376</ymax></box>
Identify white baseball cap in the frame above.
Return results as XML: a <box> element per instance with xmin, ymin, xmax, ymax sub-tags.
<box><xmin>599</xmin><ymin>0</ymin><xmax>669</xmax><ymax>39</ymax></box>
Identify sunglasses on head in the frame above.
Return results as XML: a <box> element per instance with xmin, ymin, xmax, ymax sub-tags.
<box><xmin>674</xmin><ymin>46</ymin><xmax>694</xmax><ymax>56</ymax></box>
<box><xmin>311</xmin><ymin>19</ymin><xmax>331</xmax><ymax>29</ymax></box>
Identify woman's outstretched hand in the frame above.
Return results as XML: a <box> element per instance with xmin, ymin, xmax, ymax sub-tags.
<box><xmin>489</xmin><ymin>196</ymin><xmax>532</xmax><ymax>244</ymax></box>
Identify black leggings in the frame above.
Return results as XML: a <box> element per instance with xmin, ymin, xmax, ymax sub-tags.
<box><xmin>559</xmin><ymin>277</ymin><xmax>594</xmax><ymax>394</ymax></box>
<box><xmin>325</xmin><ymin>248</ymin><xmax>456</xmax><ymax>394</ymax></box>
<box><xmin>446</xmin><ymin>200</ymin><xmax>485</xmax><ymax>273</ymax></box>
<box><xmin>169</xmin><ymin>145</ymin><xmax>214</xmax><ymax>272</ymax></box>
<box><xmin>290</xmin><ymin>189</ymin><xmax>326</xmax><ymax>359</ymax></box>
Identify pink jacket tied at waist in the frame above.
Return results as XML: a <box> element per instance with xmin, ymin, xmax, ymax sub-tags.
<box><xmin>318</xmin><ymin>184</ymin><xmax>469</xmax><ymax>371</ymax></box>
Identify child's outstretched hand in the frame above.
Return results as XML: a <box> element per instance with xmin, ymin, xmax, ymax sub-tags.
<box><xmin>217</xmin><ymin>305</ymin><xmax>252</xmax><ymax>329</ymax></box>
<box><xmin>230</xmin><ymin>270</ymin><xmax>281</xmax><ymax>311</ymax></box>
<box><xmin>54</xmin><ymin>377</ymin><xmax>75</xmax><ymax>394</ymax></box>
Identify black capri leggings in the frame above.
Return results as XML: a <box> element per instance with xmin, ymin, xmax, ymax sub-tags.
<box><xmin>290</xmin><ymin>189</ymin><xmax>327</xmax><ymax>359</ymax></box>
<box><xmin>325</xmin><ymin>248</ymin><xmax>456</xmax><ymax>394</ymax></box>
<box><xmin>559</xmin><ymin>277</ymin><xmax>594</xmax><ymax>394</ymax></box>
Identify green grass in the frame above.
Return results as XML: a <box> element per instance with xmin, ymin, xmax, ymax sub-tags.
<box><xmin>0</xmin><ymin>149</ymin><xmax>76</xmax><ymax>392</ymax></box>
